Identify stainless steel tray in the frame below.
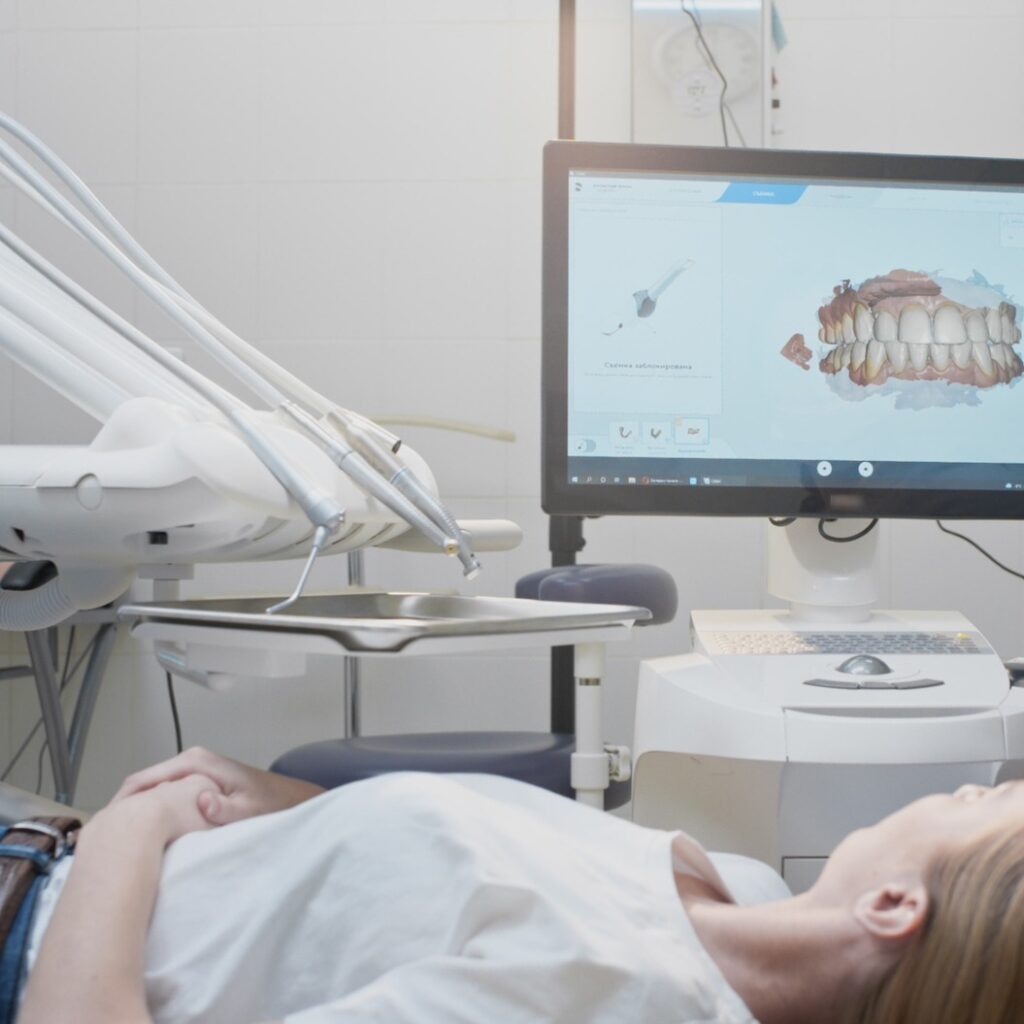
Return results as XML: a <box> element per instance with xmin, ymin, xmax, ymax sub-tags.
<box><xmin>119</xmin><ymin>592</ymin><xmax>651</xmax><ymax>655</ymax></box>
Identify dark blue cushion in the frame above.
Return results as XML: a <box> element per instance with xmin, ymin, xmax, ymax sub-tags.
<box><xmin>515</xmin><ymin>564</ymin><xmax>677</xmax><ymax>626</ymax></box>
<box><xmin>271</xmin><ymin>731</ymin><xmax>630</xmax><ymax>809</ymax></box>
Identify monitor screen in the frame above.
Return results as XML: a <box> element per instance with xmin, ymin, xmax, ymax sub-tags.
<box><xmin>542</xmin><ymin>142</ymin><xmax>1024</xmax><ymax>520</ymax></box>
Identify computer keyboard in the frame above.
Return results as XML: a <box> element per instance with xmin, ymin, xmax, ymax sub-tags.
<box><xmin>706</xmin><ymin>631</ymin><xmax>985</xmax><ymax>656</ymax></box>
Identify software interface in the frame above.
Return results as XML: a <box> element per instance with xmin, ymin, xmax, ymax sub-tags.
<box><xmin>566</xmin><ymin>170</ymin><xmax>1024</xmax><ymax>490</ymax></box>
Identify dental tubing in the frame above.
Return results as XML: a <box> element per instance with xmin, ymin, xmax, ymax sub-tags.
<box><xmin>0</xmin><ymin>109</ymin><xmax>401</xmax><ymax>457</ymax></box>
<box><xmin>0</xmin><ymin>113</ymin><xmax>479</xmax><ymax>574</ymax></box>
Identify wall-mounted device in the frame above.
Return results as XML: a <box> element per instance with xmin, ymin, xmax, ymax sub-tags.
<box><xmin>631</xmin><ymin>0</ymin><xmax>771</xmax><ymax>147</ymax></box>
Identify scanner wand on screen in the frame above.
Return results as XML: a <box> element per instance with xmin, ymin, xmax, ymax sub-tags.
<box><xmin>601</xmin><ymin>258</ymin><xmax>695</xmax><ymax>336</ymax></box>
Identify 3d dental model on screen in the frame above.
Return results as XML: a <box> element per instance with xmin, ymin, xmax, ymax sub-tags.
<box><xmin>808</xmin><ymin>268</ymin><xmax>1024</xmax><ymax>389</ymax></box>
<box><xmin>601</xmin><ymin>257</ymin><xmax>694</xmax><ymax>336</ymax></box>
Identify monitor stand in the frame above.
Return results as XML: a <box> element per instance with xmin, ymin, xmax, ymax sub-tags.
<box><xmin>690</xmin><ymin>516</ymin><xmax>992</xmax><ymax>651</ymax></box>
<box><xmin>689</xmin><ymin>517</ymin><xmax>1001</xmax><ymax>647</ymax></box>
<box><xmin>766</xmin><ymin>517</ymin><xmax>882</xmax><ymax>624</ymax></box>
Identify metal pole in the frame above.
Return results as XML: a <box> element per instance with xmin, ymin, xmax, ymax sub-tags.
<box><xmin>344</xmin><ymin>550</ymin><xmax>363</xmax><ymax>737</ymax></box>
<box><xmin>550</xmin><ymin>0</ymin><xmax>586</xmax><ymax>737</ymax></box>
<box><xmin>558</xmin><ymin>0</ymin><xmax>576</xmax><ymax>142</ymax></box>
<box><xmin>25</xmin><ymin>630</ymin><xmax>72</xmax><ymax>804</ymax></box>
<box><xmin>66</xmin><ymin>622</ymin><xmax>118</xmax><ymax>796</ymax></box>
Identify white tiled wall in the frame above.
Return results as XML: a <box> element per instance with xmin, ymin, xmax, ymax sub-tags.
<box><xmin>1</xmin><ymin>0</ymin><xmax>1023</xmax><ymax>808</ymax></box>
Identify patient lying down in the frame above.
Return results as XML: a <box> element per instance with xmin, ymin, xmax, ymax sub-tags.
<box><xmin>15</xmin><ymin>749</ymin><xmax>1024</xmax><ymax>1024</ymax></box>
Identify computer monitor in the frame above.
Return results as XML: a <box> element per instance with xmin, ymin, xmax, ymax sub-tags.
<box><xmin>542</xmin><ymin>141</ymin><xmax>1024</xmax><ymax>523</ymax></box>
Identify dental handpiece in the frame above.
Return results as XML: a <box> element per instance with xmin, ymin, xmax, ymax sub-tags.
<box><xmin>601</xmin><ymin>257</ymin><xmax>695</xmax><ymax>336</ymax></box>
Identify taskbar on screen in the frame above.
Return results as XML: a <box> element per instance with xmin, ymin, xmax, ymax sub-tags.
<box><xmin>565</xmin><ymin>456</ymin><xmax>1024</xmax><ymax>493</ymax></box>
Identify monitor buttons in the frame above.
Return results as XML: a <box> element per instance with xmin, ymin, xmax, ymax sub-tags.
<box><xmin>816</xmin><ymin>460</ymin><xmax>832</xmax><ymax>478</ymax></box>
<box><xmin>858</xmin><ymin>461</ymin><xmax>874</xmax><ymax>478</ymax></box>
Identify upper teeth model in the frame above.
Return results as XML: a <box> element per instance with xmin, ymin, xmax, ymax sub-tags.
<box><xmin>815</xmin><ymin>269</ymin><xmax>1023</xmax><ymax>388</ymax></box>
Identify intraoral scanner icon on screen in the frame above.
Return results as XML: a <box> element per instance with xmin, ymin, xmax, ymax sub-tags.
<box><xmin>601</xmin><ymin>258</ymin><xmax>695</xmax><ymax>336</ymax></box>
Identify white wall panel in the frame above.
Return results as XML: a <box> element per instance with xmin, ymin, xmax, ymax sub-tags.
<box><xmin>258</xmin><ymin>183</ymin><xmax>389</xmax><ymax>341</ymax></box>
<box><xmin>135</xmin><ymin>184</ymin><xmax>261</xmax><ymax>341</ymax></box>
<box><xmin>888</xmin><ymin>16</ymin><xmax>1024</xmax><ymax>157</ymax></box>
<box><xmin>140</xmin><ymin>0</ymin><xmax>259</xmax><ymax>29</ymax></box>
<box><xmin>774</xmin><ymin>16</ymin><xmax>896</xmax><ymax>153</ymax></box>
<box><xmin>16</xmin><ymin>30</ymin><xmax>137</xmax><ymax>183</ymax></box>
<box><xmin>0</xmin><ymin>31</ymin><xmax>15</xmax><ymax>111</ymax></box>
<box><xmin>17</xmin><ymin>0</ymin><xmax>137</xmax><ymax>30</ymax></box>
<box><xmin>138</xmin><ymin>28</ymin><xmax>261</xmax><ymax>183</ymax></box>
<box><xmin>258</xmin><ymin>27</ymin><xmax>394</xmax><ymax>183</ymax></box>
<box><xmin>261</xmin><ymin>0</ymin><xmax>384</xmax><ymax>26</ymax></box>
<box><xmin>380</xmin><ymin>181</ymin><xmax>509</xmax><ymax>340</ymax></box>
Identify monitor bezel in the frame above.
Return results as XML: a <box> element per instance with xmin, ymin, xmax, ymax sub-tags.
<box><xmin>542</xmin><ymin>140</ymin><xmax>1024</xmax><ymax>520</ymax></box>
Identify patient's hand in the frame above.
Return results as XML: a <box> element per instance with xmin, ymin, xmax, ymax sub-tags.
<box><xmin>111</xmin><ymin>747</ymin><xmax>325</xmax><ymax>827</ymax></box>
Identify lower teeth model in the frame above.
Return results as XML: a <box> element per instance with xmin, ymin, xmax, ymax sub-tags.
<box><xmin>813</xmin><ymin>269</ymin><xmax>1023</xmax><ymax>388</ymax></box>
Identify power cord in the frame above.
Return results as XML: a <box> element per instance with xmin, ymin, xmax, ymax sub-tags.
<box><xmin>768</xmin><ymin>516</ymin><xmax>879</xmax><ymax>543</ymax></box>
<box><xmin>680</xmin><ymin>1</ymin><xmax>747</xmax><ymax>147</ymax></box>
<box><xmin>936</xmin><ymin>520</ymin><xmax>1024</xmax><ymax>582</ymax></box>
<box><xmin>817</xmin><ymin>518</ymin><xmax>878</xmax><ymax>544</ymax></box>
<box><xmin>166</xmin><ymin>670</ymin><xmax>183</xmax><ymax>754</ymax></box>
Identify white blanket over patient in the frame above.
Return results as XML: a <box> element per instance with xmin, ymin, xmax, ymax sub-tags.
<box><xmin>30</xmin><ymin>773</ymin><xmax>784</xmax><ymax>1023</ymax></box>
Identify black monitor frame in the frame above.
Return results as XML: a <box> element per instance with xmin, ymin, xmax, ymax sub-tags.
<box><xmin>542</xmin><ymin>140</ymin><xmax>1024</xmax><ymax>521</ymax></box>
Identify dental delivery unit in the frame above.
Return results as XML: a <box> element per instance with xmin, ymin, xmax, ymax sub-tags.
<box><xmin>0</xmin><ymin>110</ymin><xmax>513</xmax><ymax>630</ymax></box>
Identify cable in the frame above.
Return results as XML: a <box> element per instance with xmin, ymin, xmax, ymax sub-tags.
<box><xmin>34</xmin><ymin>740</ymin><xmax>47</xmax><ymax>795</ymax></box>
<box><xmin>768</xmin><ymin>517</ymin><xmax>796</xmax><ymax>527</ymax></box>
<box><xmin>817</xmin><ymin>518</ymin><xmax>879</xmax><ymax>544</ymax></box>
<box><xmin>165</xmin><ymin>671</ymin><xmax>183</xmax><ymax>755</ymax></box>
<box><xmin>936</xmin><ymin>520</ymin><xmax>1024</xmax><ymax>582</ymax></box>
<box><xmin>685</xmin><ymin>2</ymin><xmax>748</xmax><ymax>147</ymax></box>
<box><xmin>681</xmin><ymin>1</ymin><xmax>731</xmax><ymax>146</ymax></box>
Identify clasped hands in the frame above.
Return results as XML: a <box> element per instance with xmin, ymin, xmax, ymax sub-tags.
<box><xmin>91</xmin><ymin>748</ymin><xmax>325</xmax><ymax>848</ymax></box>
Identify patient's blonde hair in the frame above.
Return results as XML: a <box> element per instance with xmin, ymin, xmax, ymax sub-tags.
<box><xmin>847</xmin><ymin>823</ymin><xmax>1024</xmax><ymax>1024</ymax></box>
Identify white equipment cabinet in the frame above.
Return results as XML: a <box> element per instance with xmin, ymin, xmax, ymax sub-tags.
<box><xmin>631</xmin><ymin>522</ymin><xmax>1024</xmax><ymax>893</ymax></box>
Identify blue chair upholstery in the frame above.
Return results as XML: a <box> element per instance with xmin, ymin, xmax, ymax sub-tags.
<box><xmin>271</xmin><ymin>564</ymin><xmax>677</xmax><ymax>811</ymax></box>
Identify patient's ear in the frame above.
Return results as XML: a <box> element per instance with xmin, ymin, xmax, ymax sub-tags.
<box><xmin>854</xmin><ymin>883</ymin><xmax>929</xmax><ymax>944</ymax></box>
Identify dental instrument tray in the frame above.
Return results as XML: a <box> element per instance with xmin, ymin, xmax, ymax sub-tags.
<box><xmin>119</xmin><ymin>592</ymin><xmax>651</xmax><ymax>658</ymax></box>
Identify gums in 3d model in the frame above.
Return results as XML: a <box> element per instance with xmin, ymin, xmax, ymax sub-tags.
<box><xmin>780</xmin><ymin>332</ymin><xmax>812</xmax><ymax>370</ymax></box>
<box><xmin>810</xmin><ymin>268</ymin><xmax>1023</xmax><ymax>389</ymax></box>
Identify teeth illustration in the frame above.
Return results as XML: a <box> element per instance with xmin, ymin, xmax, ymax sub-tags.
<box><xmin>806</xmin><ymin>271</ymin><xmax>1024</xmax><ymax>390</ymax></box>
<box><xmin>874</xmin><ymin>310</ymin><xmax>898</xmax><ymax>343</ymax></box>
<box><xmin>972</xmin><ymin>341</ymin><xmax>994</xmax><ymax>377</ymax></box>
<box><xmin>898</xmin><ymin>303</ymin><xmax>932</xmax><ymax>344</ymax></box>
<box><xmin>885</xmin><ymin>339</ymin><xmax>908</xmax><ymax>372</ymax></box>
<box><xmin>842</xmin><ymin>312</ymin><xmax>856</xmax><ymax>344</ymax></box>
<box><xmin>1001</xmin><ymin>311</ymin><xmax>1014</xmax><ymax>344</ymax></box>
<box><xmin>854</xmin><ymin>303</ymin><xmax>874</xmax><ymax>343</ymax></box>
<box><xmin>865</xmin><ymin>339</ymin><xmax>886</xmax><ymax>380</ymax></box>
<box><xmin>965</xmin><ymin>310</ymin><xmax>988</xmax><ymax>343</ymax></box>
<box><xmin>951</xmin><ymin>340</ymin><xmax>973</xmax><ymax>369</ymax></box>
<box><xmin>850</xmin><ymin>340</ymin><xmax>867</xmax><ymax>371</ymax></box>
<box><xmin>908</xmin><ymin>342</ymin><xmax>929</xmax><ymax>371</ymax></box>
<box><xmin>986</xmin><ymin>307</ymin><xmax>1002</xmax><ymax>342</ymax></box>
<box><xmin>933</xmin><ymin>303</ymin><xmax>967</xmax><ymax>345</ymax></box>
